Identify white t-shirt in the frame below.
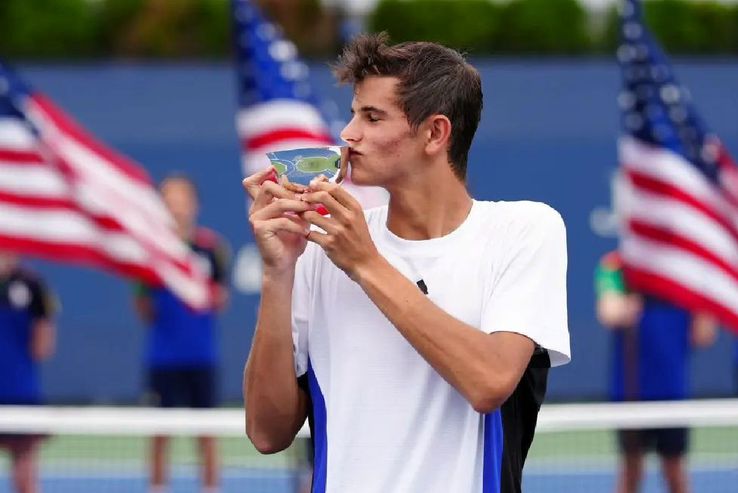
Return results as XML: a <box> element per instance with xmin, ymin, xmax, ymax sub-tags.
<box><xmin>292</xmin><ymin>200</ymin><xmax>570</xmax><ymax>493</ymax></box>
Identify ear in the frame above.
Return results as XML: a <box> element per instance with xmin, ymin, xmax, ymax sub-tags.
<box><xmin>424</xmin><ymin>115</ymin><xmax>452</xmax><ymax>157</ymax></box>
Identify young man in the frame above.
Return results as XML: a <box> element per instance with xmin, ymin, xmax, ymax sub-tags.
<box><xmin>595</xmin><ymin>250</ymin><xmax>716</xmax><ymax>493</ymax></box>
<box><xmin>0</xmin><ymin>251</ymin><xmax>57</xmax><ymax>493</ymax></box>
<box><xmin>134</xmin><ymin>175</ymin><xmax>229</xmax><ymax>493</ymax></box>
<box><xmin>243</xmin><ymin>34</ymin><xmax>570</xmax><ymax>492</ymax></box>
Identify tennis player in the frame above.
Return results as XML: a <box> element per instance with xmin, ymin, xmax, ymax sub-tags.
<box><xmin>243</xmin><ymin>33</ymin><xmax>570</xmax><ymax>493</ymax></box>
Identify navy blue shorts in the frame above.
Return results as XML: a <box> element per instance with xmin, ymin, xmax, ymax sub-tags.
<box><xmin>618</xmin><ymin>428</ymin><xmax>688</xmax><ymax>457</ymax></box>
<box><xmin>147</xmin><ymin>367</ymin><xmax>217</xmax><ymax>408</ymax></box>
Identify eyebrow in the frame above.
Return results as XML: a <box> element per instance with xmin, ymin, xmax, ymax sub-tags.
<box><xmin>350</xmin><ymin>105</ymin><xmax>389</xmax><ymax>116</ymax></box>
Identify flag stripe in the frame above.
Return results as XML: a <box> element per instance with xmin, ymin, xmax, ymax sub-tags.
<box><xmin>628</xmin><ymin>219</ymin><xmax>738</xmax><ymax>284</ymax></box>
<box><xmin>621</xmin><ymin>136</ymin><xmax>736</xmax><ymax>232</ymax></box>
<box><xmin>242</xmin><ymin>128</ymin><xmax>333</xmax><ymax>152</ymax></box>
<box><xmin>626</xmin><ymin>169</ymin><xmax>737</xmax><ymax>240</ymax></box>
<box><xmin>236</xmin><ymin>100</ymin><xmax>328</xmax><ymax>138</ymax></box>
<box><xmin>0</xmin><ymin>190</ymin><xmax>76</xmax><ymax>210</ymax></box>
<box><xmin>0</xmin><ymin>235</ymin><xmax>158</xmax><ymax>285</ymax></box>
<box><xmin>0</xmin><ymin>164</ymin><xmax>69</xmax><ymax>197</ymax></box>
<box><xmin>625</xmin><ymin>173</ymin><xmax>738</xmax><ymax>256</ymax></box>
<box><xmin>0</xmin><ymin>148</ymin><xmax>44</xmax><ymax>164</ymax></box>
<box><xmin>0</xmin><ymin>119</ymin><xmax>37</xmax><ymax>150</ymax></box>
<box><xmin>621</xmin><ymin>235</ymin><xmax>738</xmax><ymax>315</ymax></box>
<box><xmin>0</xmin><ymin>203</ymin><xmax>145</xmax><ymax>261</ymax></box>
<box><xmin>624</xmin><ymin>267</ymin><xmax>738</xmax><ymax>332</ymax></box>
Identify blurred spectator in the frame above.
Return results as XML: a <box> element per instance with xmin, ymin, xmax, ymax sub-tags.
<box><xmin>134</xmin><ymin>175</ymin><xmax>230</xmax><ymax>493</ymax></box>
<box><xmin>0</xmin><ymin>251</ymin><xmax>57</xmax><ymax>493</ymax></box>
<box><xmin>595</xmin><ymin>250</ymin><xmax>716</xmax><ymax>493</ymax></box>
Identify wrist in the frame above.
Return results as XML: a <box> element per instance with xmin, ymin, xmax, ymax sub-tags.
<box><xmin>261</xmin><ymin>267</ymin><xmax>296</xmax><ymax>289</ymax></box>
<box><xmin>352</xmin><ymin>253</ymin><xmax>389</xmax><ymax>286</ymax></box>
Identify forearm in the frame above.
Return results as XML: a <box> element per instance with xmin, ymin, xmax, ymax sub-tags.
<box><xmin>243</xmin><ymin>270</ymin><xmax>306</xmax><ymax>453</ymax></box>
<box><xmin>355</xmin><ymin>256</ymin><xmax>532</xmax><ymax>413</ymax></box>
<box><xmin>30</xmin><ymin>320</ymin><xmax>55</xmax><ymax>361</ymax></box>
<box><xmin>133</xmin><ymin>297</ymin><xmax>155</xmax><ymax>324</ymax></box>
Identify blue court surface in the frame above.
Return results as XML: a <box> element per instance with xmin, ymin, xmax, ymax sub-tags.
<box><xmin>1</xmin><ymin>467</ymin><xmax>736</xmax><ymax>492</ymax></box>
<box><xmin>524</xmin><ymin>468</ymin><xmax>738</xmax><ymax>493</ymax></box>
<box><xmin>1</xmin><ymin>467</ymin><xmax>302</xmax><ymax>493</ymax></box>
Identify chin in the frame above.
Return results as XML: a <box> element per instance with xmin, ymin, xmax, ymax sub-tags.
<box><xmin>348</xmin><ymin>172</ymin><xmax>374</xmax><ymax>187</ymax></box>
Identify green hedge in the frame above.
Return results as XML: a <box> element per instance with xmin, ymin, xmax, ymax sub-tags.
<box><xmin>369</xmin><ymin>0</ymin><xmax>503</xmax><ymax>55</ymax></box>
<box><xmin>370</xmin><ymin>0</ymin><xmax>590</xmax><ymax>55</ymax></box>
<box><xmin>602</xmin><ymin>0</ymin><xmax>738</xmax><ymax>55</ymax></box>
<box><xmin>1</xmin><ymin>0</ymin><xmax>738</xmax><ymax>59</ymax></box>
<box><xmin>373</xmin><ymin>0</ymin><xmax>738</xmax><ymax>56</ymax></box>
<box><xmin>0</xmin><ymin>0</ymin><xmax>102</xmax><ymax>58</ymax></box>
<box><xmin>495</xmin><ymin>0</ymin><xmax>590</xmax><ymax>54</ymax></box>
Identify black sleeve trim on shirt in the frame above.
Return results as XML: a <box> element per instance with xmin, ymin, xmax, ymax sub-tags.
<box><xmin>499</xmin><ymin>352</ymin><xmax>550</xmax><ymax>493</ymax></box>
<box><xmin>529</xmin><ymin>345</ymin><xmax>552</xmax><ymax>368</ymax></box>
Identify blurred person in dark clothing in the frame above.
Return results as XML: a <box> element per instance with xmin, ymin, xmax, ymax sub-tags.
<box><xmin>134</xmin><ymin>176</ymin><xmax>229</xmax><ymax>493</ymax></box>
<box><xmin>596</xmin><ymin>250</ymin><xmax>716</xmax><ymax>493</ymax></box>
<box><xmin>0</xmin><ymin>251</ymin><xmax>57</xmax><ymax>493</ymax></box>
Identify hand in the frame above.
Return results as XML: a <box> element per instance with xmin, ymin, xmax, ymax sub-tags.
<box><xmin>299</xmin><ymin>179</ymin><xmax>380</xmax><ymax>281</ymax></box>
<box><xmin>690</xmin><ymin>312</ymin><xmax>718</xmax><ymax>348</ymax></box>
<box><xmin>336</xmin><ymin>146</ymin><xmax>349</xmax><ymax>184</ymax></box>
<box><xmin>243</xmin><ymin>168</ymin><xmax>312</xmax><ymax>274</ymax></box>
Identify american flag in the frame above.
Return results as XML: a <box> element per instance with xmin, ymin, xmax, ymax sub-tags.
<box><xmin>616</xmin><ymin>0</ymin><xmax>738</xmax><ymax>330</ymax></box>
<box><xmin>0</xmin><ymin>61</ymin><xmax>211</xmax><ymax>310</ymax></box>
<box><xmin>231</xmin><ymin>0</ymin><xmax>387</xmax><ymax>207</ymax></box>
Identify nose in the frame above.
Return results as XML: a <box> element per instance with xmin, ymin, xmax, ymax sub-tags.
<box><xmin>340</xmin><ymin>115</ymin><xmax>360</xmax><ymax>144</ymax></box>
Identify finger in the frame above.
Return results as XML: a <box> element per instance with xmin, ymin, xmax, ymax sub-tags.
<box><xmin>283</xmin><ymin>180</ymin><xmax>308</xmax><ymax>194</ymax></box>
<box><xmin>308</xmin><ymin>179</ymin><xmax>361</xmax><ymax>211</ymax></box>
<box><xmin>301</xmin><ymin>210</ymin><xmax>338</xmax><ymax>234</ymax></box>
<box><xmin>251</xmin><ymin>180</ymin><xmax>300</xmax><ymax>213</ymax></box>
<box><xmin>242</xmin><ymin>167</ymin><xmax>277</xmax><ymax>200</ymax></box>
<box><xmin>258</xmin><ymin>216</ymin><xmax>311</xmax><ymax>237</ymax></box>
<box><xmin>305</xmin><ymin>229</ymin><xmax>329</xmax><ymax>247</ymax></box>
<box><xmin>301</xmin><ymin>187</ymin><xmax>348</xmax><ymax>221</ymax></box>
<box><xmin>337</xmin><ymin>146</ymin><xmax>349</xmax><ymax>184</ymax></box>
<box><xmin>252</xmin><ymin>197</ymin><xmax>311</xmax><ymax>221</ymax></box>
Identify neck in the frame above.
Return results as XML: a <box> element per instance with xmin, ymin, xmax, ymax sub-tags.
<box><xmin>177</xmin><ymin>223</ymin><xmax>195</xmax><ymax>241</ymax></box>
<box><xmin>385</xmin><ymin>165</ymin><xmax>472</xmax><ymax>240</ymax></box>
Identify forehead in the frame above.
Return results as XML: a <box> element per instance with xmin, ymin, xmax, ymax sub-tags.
<box><xmin>352</xmin><ymin>76</ymin><xmax>402</xmax><ymax>112</ymax></box>
<box><xmin>161</xmin><ymin>178</ymin><xmax>197</xmax><ymax>198</ymax></box>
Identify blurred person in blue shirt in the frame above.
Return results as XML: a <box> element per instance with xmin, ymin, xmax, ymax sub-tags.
<box><xmin>0</xmin><ymin>251</ymin><xmax>57</xmax><ymax>493</ymax></box>
<box><xmin>595</xmin><ymin>251</ymin><xmax>716</xmax><ymax>493</ymax></box>
<box><xmin>134</xmin><ymin>175</ymin><xmax>229</xmax><ymax>493</ymax></box>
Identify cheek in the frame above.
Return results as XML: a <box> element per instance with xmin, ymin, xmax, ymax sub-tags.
<box><xmin>373</xmin><ymin>129</ymin><xmax>412</xmax><ymax>159</ymax></box>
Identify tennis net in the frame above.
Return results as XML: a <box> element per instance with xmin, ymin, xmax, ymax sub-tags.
<box><xmin>0</xmin><ymin>399</ymin><xmax>736</xmax><ymax>492</ymax></box>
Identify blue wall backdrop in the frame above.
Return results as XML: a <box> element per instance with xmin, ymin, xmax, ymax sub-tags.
<box><xmin>16</xmin><ymin>60</ymin><xmax>738</xmax><ymax>403</ymax></box>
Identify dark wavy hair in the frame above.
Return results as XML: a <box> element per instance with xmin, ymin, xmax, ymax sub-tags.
<box><xmin>332</xmin><ymin>32</ymin><xmax>483</xmax><ymax>181</ymax></box>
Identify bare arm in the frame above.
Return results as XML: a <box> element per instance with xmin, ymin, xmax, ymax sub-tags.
<box><xmin>355</xmin><ymin>256</ymin><xmax>534</xmax><ymax>413</ymax></box>
<box><xmin>242</xmin><ymin>168</ymin><xmax>312</xmax><ymax>453</ymax></box>
<box><xmin>30</xmin><ymin>319</ymin><xmax>55</xmax><ymax>361</ymax></box>
<box><xmin>244</xmin><ymin>271</ymin><xmax>309</xmax><ymax>453</ymax></box>
<box><xmin>596</xmin><ymin>292</ymin><xmax>642</xmax><ymax>330</ymax></box>
<box><xmin>690</xmin><ymin>312</ymin><xmax>718</xmax><ymax>348</ymax></box>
